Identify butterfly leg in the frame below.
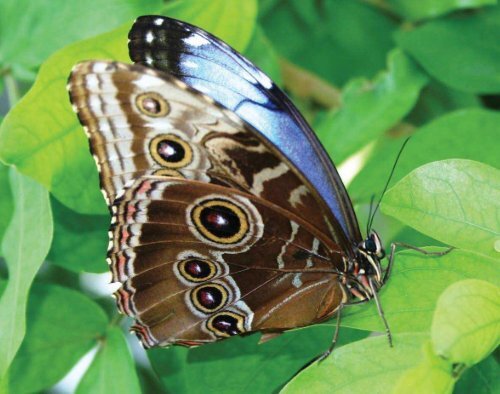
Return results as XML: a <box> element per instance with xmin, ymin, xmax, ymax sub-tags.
<box><xmin>317</xmin><ymin>303</ymin><xmax>343</xmax><ymax>363</ymax></box>
<box><xmin>383</xmin><ymin>242</ymin><xmax>454</xmax><ymax>283</ymax></box>
<box><xmin>369</xmin><ymin>278</ymin><xmax>392</xmax><ymax>347</ymax></box>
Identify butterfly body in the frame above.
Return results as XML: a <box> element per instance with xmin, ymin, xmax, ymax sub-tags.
<box><xmin>68</xmin><ymin>16</ymin><xmax>386</xmax><ymax>348</ymax></box>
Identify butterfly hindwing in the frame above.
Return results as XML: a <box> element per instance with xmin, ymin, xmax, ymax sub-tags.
<box><xmin>111</xmin><ymin>176</ymin><xmax>345</xmax><ymax>347</ymax></box>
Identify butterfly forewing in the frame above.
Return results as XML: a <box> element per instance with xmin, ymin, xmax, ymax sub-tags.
<box><xmin>129</xmin><ymin>15</ymin><xmax>361</xmax><ymax>244</ymax></box>
<box><xmin>68</xmin><ymin>61</ymin><xmax>343</xmax><ymax>240</ymax></box>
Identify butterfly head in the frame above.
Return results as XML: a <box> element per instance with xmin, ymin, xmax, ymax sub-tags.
<box><xmin>347</xmin><ymin>231</ymin><xmax>385</xmax><ymax>300</ymax></box>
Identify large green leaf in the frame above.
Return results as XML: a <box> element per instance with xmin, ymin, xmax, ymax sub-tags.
<box><xmin>396</xmin><ymin>5</ymin><xmax>500</xmax><ymax>93</ymax></box>
<box><xmin>0</xmin><ymin>0</ymin><xmax>161</xmax><ymax>81</ymax></box>
<box><xmin>315</xmin><ymin>49</ymin><xmax>427</xmax><ymax>163</ymax></box>
<box><xmin>282</xmin><ymin>333</ymin><xmax>428</xmax><ymax>393</ymax></box>
<box><xmin>0</xmin><ymin>163</ymin><xmax>13</xmax><ymax>249</ymax></box>
<box><xmin>261</xmin><ymin>0</ymin><xmax>397</xmax><ymax>86</ymax></box>
<box><xmin>431</xmin><ymin>280</ymin><xmax>500</xmax><ymax>365</ymax></box>
<box><xmin>161</xmin><ymin>0</ymin><xmax>258</xmax><ymax>52</ymax></box>
<box><xmin>149</xmin><ymin>327</ymin><xmax>367</xmax><ymax>393</ymax></box>
<box><xmin>387</xmin><ymin>0</ymin><xmax>496</xmax><ymax>21</ymax></box>
<box><xmin>48</xmin><ymin>198</ymin><xmax>109</xmax><ymax>273</ymax></box>
<box><xmin>382</xmin><ymin>159</ymin><xmax>500</xmax><ymax>258</ymax></box>
<box><xmin>341</xmin><ymin>249</ymin><xmax>499</xmax><ymax>333</ymax></box>
<box><xmin>349</xmin><ymin>109</ymin><xmax>500</xmax><ymax>203</ymax></box>
<box><xmin>0</xmin><ymin>169</ymin><xmax>52</xmax><ymax>380</ymax></box>
<box><xmin>76</xmin><ymin>326</ymin><xmax>140</xmax><ymax>394</ymax></box>
<box><xmin>8</xmin><ymin>284</ymin><xmax>108</xmax><ymax>393</ymax></box>
<box><xmin>0</xmin><ymin>3</ymin><xmax>259</xmax><ymax>214</ymax></box>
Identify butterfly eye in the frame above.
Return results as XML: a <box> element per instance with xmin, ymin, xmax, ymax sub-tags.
<box><xmin>191</xmin><ymin>283</ymin><xmax>228</xmax><ymax>313</ymax></box>
<box><xmin>364</xmin><ymin>238</ymin><xmax>376</xmax><ymax>253</ymax></box>
<box><xmin>207</xmin><ymin>312</ymin><xmax>245</xmax><ymax>337</ymax></box>
<box><xmin>191</xmin><ymin>199</ymin><xmax>249</xmax><ymax>244</ymax></box>
<box><xmin>150</xmin><ymin>134</ymin><xmax>193</xmax><ymax>168</ymax></box>
<box><xmin>135</xmin><ymin>92</ymin><xmax>170</xmax><ymax>117</ymax></box>
<box><xmin>178</xmin><ymin>258</ymin><xmax>217</xmax><ymax>282</ymax></box>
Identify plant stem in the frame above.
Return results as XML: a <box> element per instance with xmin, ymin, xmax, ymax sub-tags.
<box><xmin>4</xmin><ymin>72</ymin><xmax>20</xmax><ymax>107</ymax></box>
<box><xmin>280</xmin><ymin>59</ymin><xmax>341</xmax><ymax>109</ymax></box>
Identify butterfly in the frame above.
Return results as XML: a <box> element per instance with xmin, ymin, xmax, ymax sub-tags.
<box><xmin>67</xmin><ymin>15</ymin><xmax>390</xmax><ymax>351</ymax></box>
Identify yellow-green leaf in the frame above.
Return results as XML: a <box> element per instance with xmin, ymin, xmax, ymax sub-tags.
<box><xmin>431</xmin><ymin>280</ymin><xmax>500</xmax><ymax>365</ymax></box>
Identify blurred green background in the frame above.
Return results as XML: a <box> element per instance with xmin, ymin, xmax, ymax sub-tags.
<box><xmin>0</xmin><ymin>0</ymin><xmax>498</xmax><ymax>393</ymax></box>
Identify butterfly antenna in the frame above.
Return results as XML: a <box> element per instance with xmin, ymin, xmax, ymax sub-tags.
<box><xmin>367</xmin><ymin>137</ymin><xmax>411</xmax><ymax>232</ymax></box>
<box><xmin>366</xmin><ymin>194</ymin><xmax>376</xmax><ymax>236</ymax></box>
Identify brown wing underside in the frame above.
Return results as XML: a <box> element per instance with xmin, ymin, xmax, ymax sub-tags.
<box><xmin>111</xmin><ymin>177</ymin><xmax>347</xmax><ymax>347</ymax></box>
<box><xmin>68</xmin><ymin>61</ymin><xmax>350</xmax><ymax>348</ymax></box>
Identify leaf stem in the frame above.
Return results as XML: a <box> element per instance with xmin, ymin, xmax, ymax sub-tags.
<box><xmin>4</xmin><ymin>72</ymin><xmax>20</xmax><ymax>107</ymax></box>
<box><xmin>280</xmin><ymin>59</ymin><xmax>341</xmax><ymax>109</ymax></box>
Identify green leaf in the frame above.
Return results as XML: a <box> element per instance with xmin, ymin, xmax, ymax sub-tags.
<box><xmin>396</xmin><ymin>5</ymin><xmax>500</xmax><ymax>93</ymax></box>
<box><xmin>0</xmin><ymin>3</ymin><xmax>259</xmax><ymax>214</ymax></box>
<box><xmin>0</xmin><ymin>0</ymin><xmax>162</xmax><ymax>80</ymax></box>
<box><xmin>0</xmin><ymin>163</ymin><xmax>13</xmax><ymax>249</ymax></box>
<box><xmin>392</xmin><ymin>341</ymin><xmax>455</xmax><ymax>394</ymax></box>
<box><xmin>282</xmin><ymin>333</ymin><xmax>428</xmax><ymax>393</ymax></box>
<box><xmin>48</xmin><ymin>198</ymin><xmax>109</xmax><ymax>273</ymax></box>
<box><xmin>76</xmin><ymin>326</ymin><xmax>140</xmax><ymax>394</ymax></box>
<box><xmin>315</xmin><ymin>49</ymin><xmax>427</xmax><ymax>163</ymax></box>
<box><xmin>431</xmin><ymin>280</ymin><xmax>500</xmax><ymax>365</ymax></box>
<box><xmin>387</xmin><ymin>0</ymin><xmax>497</xmax><ymax>21</ymax></box>
<box><xmin>161</xmin><ymin>0</ymin><xmax>258</xmax><ymax>52</ymax></box>
<box><xmin>454</xmin><ymin>354</ymin><xmax>500</xmax><ymax>394</ymax></box>
<box><xmin>149</xmin><ymin>327</ymin><xmax>367</xmax><ymax>393</ymax></box>
<box><xmin>349</xmin><ymin>109</ymin><xmax>500</xmax><ymax>203</ymax></box>
<box><xmin>407</xmin><ymin>81</ymin><xmax>481</xmax><ymax>126</ymax></box>
<box><xmin>261</xmin><ymin>0</ymin><xmax>397</xmax><ymax>86</ymax></box>
<box><xmin>382</xmin><ymin>159</ymin><xmax>500</xmax><ymax>258</ymax></box>
<box><xmin>0</xmin><ymin>169</ymin><xmax>52</xmax><ymax>379</ymax></box>
<box><xmin>0</xmin><ymin>25</ymin><xmax>129</xmax><ymax>214</ymax></box>
<box><xmin>342</xmin><ymin>249</ymin><xmax>499</xmax><ymax>333</ymax></box>
<box><xmin>8</xmin><ymin>283</ymin><xmax>108</xmax><ymax>393</ymax></box>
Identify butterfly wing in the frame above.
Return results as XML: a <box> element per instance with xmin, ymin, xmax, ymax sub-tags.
<box><xmin>111</xmin><ymin>176</ymin><xmax>346</xmax><ymax>347</ymax></box>
<box><xmin>68</xmin><ymin>60</ymin><xmax>347</xmax><ymax>242</ymax></box>
<box><xmin>128</xmin><ymin>15</ymin><xmax>361</xmax><ymax>243</ymax></box>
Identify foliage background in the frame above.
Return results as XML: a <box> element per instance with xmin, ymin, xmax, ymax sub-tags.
<box><xmin>0</xmin><ymin>0</ymin><xmax>498</xmax><ymax>393</ymax></box>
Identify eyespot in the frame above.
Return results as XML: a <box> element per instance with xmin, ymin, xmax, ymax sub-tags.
<box><xmin>190</xmin><ymin>199</ymin><xmax>249</xmax><ymax>244</ymax></box>
<box><xmin>150</xmin><ymin>134</ymin><xmax>193</xmax><ymax>169</ymax></box>
<box><xmin>191</xmin><ymin>283</ymin><xmax>228</xmax><ymax>313</ymax></box>
<box><xmin>207</xmin><ymin>312</ymin><xmax>246</xmax><ymax>337</ymax></box>
<box><xmin>178</xmin><ymin>259</ymin><xmax>217</xmax><ymax>283</ymax></box>
<box><xmin>135</xmin><ymin>92</ymin><xmax>170</xmax><ymax>117</ymax></box>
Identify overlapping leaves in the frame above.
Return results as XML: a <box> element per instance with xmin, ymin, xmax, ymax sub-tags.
<box><xmin>0</xmin><ymin>0</ymin><xmax>498</xmax><ymax>393</ymax></box>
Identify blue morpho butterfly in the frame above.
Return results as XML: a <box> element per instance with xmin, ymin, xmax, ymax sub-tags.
<box><xmin>68</xmin><ymin>15</ymin><xmax>440</xmax><ymax>356</ymax></box>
